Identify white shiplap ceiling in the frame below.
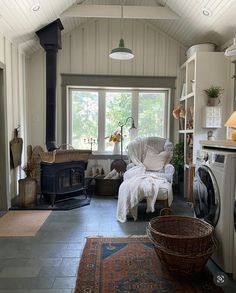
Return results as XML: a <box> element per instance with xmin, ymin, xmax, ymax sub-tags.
<box><xmin>1</xmin><ymin>0</ymin><xmax>236</xmax><ymax>54</ymax></box>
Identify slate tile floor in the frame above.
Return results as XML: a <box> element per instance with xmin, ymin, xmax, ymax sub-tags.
<box><xmin>0</xmin><ymin>195</ymin><xmax>235</xmax><ymax>292</ymax></box>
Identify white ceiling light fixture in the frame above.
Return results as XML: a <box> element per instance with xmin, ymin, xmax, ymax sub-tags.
<box><xmin>202</xmin><ymin>8</ymin><xmax>212</xmax><ymax>17</ymax></box>
<box><xmin>31</xmin><ymin>1</ymin><xmax>40</xmax><ymax>12</ymax></box>
<box><xmin>225</xmin><ymin>37</ymin><xmax>236</xmax><ymax>57</ymax></box>
<box><xmin>109</xmin><ymin>2</ymin><xmax>134</xmax><ymax>61</ymax></box>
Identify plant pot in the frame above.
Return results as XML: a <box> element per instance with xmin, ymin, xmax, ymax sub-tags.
<box><xmin>18</xmin><ymin>178</ymin><xmax>37</xmax><ymax>207</ymax></box>
<box><xmin>207</xmin><ymin>97</ymin><xmax>220</xmax><ymax>106</ymax></box>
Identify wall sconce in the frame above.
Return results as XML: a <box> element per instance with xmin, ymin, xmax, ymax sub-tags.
<box><xmin>118</xmin><ymin>117</ymin><xmax>137</xmax><ymax>158</ymax></box>
<box><xmin>225</xmin><ymin>111</ymin><xmax>236</xmax><ymax>140</ymax></box>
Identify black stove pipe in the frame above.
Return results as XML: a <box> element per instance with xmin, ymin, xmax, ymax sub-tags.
<box><xmin>36</xmin><ymin>19</ymin><xmax>64</xmax><ymax>151</ymax></box>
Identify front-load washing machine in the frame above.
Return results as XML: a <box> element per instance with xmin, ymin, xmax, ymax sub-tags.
<box><xmin>193</xmin><ymin>149</ymin><xmax>236</xmax><ymax>274</ymax></box>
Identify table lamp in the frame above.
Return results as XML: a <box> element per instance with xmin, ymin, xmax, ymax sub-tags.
<box><xmin>225</xmin><ymin>111</ymin><xmax>236</xmax><ymax>141</ymax></box>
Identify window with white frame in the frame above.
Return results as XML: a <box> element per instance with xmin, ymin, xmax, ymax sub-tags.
<box><xmin>68</xmin><ymin>87</ymin><xmax>169</xmax><ymax>153</ymax></box>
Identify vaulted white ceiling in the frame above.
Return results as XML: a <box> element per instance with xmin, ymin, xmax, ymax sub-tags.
<box><xmin>1</xmin><ymin>0</ymin><xmax>236</xmax><ymax>54</ymax></box>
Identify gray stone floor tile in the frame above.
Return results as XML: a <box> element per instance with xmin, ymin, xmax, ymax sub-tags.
<box><xmin>30</xmin><ymin>289</ymin><xmax>74</xmax><ymax>293</ymax></box>
<box><xmin>27</xmin><ymin>258</ymin><xmax>62</xmax><ymax>267</ymax></box>
<box><xmin>0</xmin><ymin>195</ymin><xmax>235</xmax><ymax>292</ymax></box>
<box><xmin>0</xmin><ymin>277</ymin><xmax>54</xmax><ymax>290</ymax></box>
<box><xmin>39</xmin><ymin>265</ymin><xmax>77</xmax><ymax>277</ymax></box>
<box><xmin>0</xmin><ymin>290</ymin><xmax>31</xmax><ymax>293</ymax></box>
<box><xmin>0</xmin><ymin>258</ymin><xmax>29</xmax><ymax>269</ymax></box>
<box><xmin>0</xmin><ymin>266</ymin><xmax>41</xmax><ymax>278</ymax></box>
<box><xmin>52</xmin><ymin>277</ymin><xmax>76</xmax><ymax>289</ymax></box>
<box><xmin>61</xmin><ymin>257</ymin><xmax>80</xmax><ymax>266</ymax></box>
<box><xmin>66</xmin><ymin>241</ymin><xmax>83</xmax><ymax>248</ymax></box>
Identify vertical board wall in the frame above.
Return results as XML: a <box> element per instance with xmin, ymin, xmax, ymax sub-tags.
<box><xmin>27</xmin><ymin>19</ymin><xmax>186</xmax><ymax>148</ymax></box>
<box><xmin>0</xmin><ymin>34</ymin><xmax>27</xmax><ymax>207</ymax></box>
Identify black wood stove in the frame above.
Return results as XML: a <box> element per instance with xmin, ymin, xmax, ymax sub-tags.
<box><xmin>41</xmin><ymin>160</ymin><xmax>87</xmax><ymax>206</ymax></box>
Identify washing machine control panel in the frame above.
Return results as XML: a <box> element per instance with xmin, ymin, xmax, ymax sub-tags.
<box><xmin>196</xmin><ymin>150</ymin><xmax>225</xmax><ymax>167</ymax></box>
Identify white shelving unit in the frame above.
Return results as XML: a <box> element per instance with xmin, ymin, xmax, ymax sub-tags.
<box><xmin>178</xmin><ymin>52</ymin><xmax>230</xmax><ymax>200</ymax></box>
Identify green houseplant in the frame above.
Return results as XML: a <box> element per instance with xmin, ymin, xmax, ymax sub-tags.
<box><xmin>204</xmin><ymin>86</ymin><xmax>224</xmax><ymax>106</ymax></box>
<box><xmin>172</xmin><ymin>141</ymin><xmax>184</xmax><ymax>193</ymax></box>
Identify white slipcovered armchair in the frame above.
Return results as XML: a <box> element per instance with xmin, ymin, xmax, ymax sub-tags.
<box><xmin>126</xmin><ymin>136</ymin><xmax>175</xmax><ymax>182</ymax></box>
<box><xmin>117</xmin><ymin>137</ymin><xmax>175</xmax><ymax>222</ymax></box>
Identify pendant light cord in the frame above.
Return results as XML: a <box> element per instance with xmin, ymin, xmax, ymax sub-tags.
<box><xmin>121</xmin><ymin>0</ymin><xmax>124</xmax><ymax>39</ymax></box>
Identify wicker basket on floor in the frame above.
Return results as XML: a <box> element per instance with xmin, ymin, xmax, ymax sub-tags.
<box><xmin>147</xmin><ymin>226</ymin><xmax>217</xmax><ymax>276</ymax></box>
<box><xmin>148</xmin><ymin>215</ymin><xmax>214</xmax><ymax>254</ymax></box>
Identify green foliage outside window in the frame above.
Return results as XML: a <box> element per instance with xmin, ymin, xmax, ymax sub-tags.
<box><xmin>138</xmin><ymin>92</ymin><xmax>165</xmax><ymax>137</ymax></box>
<box><xmin>72</xmin><ymin>91</ymin><xmax>98</xmax><ymax>149</ymax></box>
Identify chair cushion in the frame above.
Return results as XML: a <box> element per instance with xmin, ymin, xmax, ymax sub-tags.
<box><xmin>143</xmin><ymin>146</ymin><xmax>172</xmax><ymax>171</ymax></box>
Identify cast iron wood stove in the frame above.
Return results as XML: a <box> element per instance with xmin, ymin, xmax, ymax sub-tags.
<box><xmin>41</xmin><ymin>160</ymin><xmax>87</xmax><ymax>206</ymax></box>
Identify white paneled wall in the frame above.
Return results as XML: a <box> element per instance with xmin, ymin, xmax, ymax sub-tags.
<box><xmin>27</xmin><ymin>19</ymin><xmax>186</xmax><ymax>147</ymax></box>
<box><xmin>0</xmin><ymin>33</ymin><xmax>27</xmax><ymax>206</ymax></box>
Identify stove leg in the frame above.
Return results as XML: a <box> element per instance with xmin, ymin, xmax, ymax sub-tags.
<box><xmin>50</xmin><ymin>194</ymin><xmax>56</xmax><ymax>206</ymax></box>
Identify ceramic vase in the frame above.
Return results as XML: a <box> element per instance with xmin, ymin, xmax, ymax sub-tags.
<box><xmin>113</xmin><ymin>142</ymin><xmax>120</xmax><ymax>155</ymax></box>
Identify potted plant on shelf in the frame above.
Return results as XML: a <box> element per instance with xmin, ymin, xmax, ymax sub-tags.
<box><xmin>204</xmin><ymin>85</ymin><xmax>224</xmax><ymax>106</ymax></box>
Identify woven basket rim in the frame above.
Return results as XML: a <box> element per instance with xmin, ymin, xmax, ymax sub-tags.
<box><xmin>149</xmin><ymin>215</ymin><xmax>214</xmax><ymax>239</ymax></box>
<box><xmin>147</xmin><ymin>226</ymin><xmax>217</xmax><ymax>257</ymax></box>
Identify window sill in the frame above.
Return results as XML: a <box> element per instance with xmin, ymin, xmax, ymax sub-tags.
<box><xmin>90</xmin><ymin>152</ymin><xmax>128</xmax><ymax>160</ymax></box>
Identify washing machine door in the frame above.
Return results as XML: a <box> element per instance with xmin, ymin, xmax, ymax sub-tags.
<box><xmin>193</xmin><ymin>165</ymin><xmax>220</xmax><ymax>227</ymax></box>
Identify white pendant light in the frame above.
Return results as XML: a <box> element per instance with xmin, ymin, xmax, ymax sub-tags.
<box><xmin>225</xmin><ymin>37</ymin><xmax>236</xmax><ymax>57</ymax></box>
<box><xmin>109</xmin><ymin>38</ymin><xmax>134</xmax><ymax>60</ymax></box>
<box><xmin>109</xmin><ymin>2</ymin><xmax>134</xmax><ymax>61</ymax></box>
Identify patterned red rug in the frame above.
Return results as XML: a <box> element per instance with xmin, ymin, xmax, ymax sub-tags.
<box><xmin>75</xmin><ymin>236</ymin><xmax>223</xmax><ymax>293</ymax></box>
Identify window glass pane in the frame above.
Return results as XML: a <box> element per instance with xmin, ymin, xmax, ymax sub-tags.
<box><xmin>138</xmin><ymin>92</ymin><xmax>166</xmax><ymax>137</ymax></box>
<box><xmin>105</xmin><ymin>92</ymin><xmax>132</xmax><ymax>152</ymax></box>
<box><xmin>71</xmin><ymin>90</ymin><xmax>98</xmax><ymax>150</ymax></box>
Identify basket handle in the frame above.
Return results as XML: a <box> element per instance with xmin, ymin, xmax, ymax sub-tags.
<box><xmin>160</xmin><ymin>208</ymin><xmax>174</xmax><ymax>216</ymax></box>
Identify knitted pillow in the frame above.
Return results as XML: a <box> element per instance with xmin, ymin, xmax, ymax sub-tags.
<box><xmin>143</xmin><ymin>146</ymin><xmax>172</xmax><ymax>171</ymax></box>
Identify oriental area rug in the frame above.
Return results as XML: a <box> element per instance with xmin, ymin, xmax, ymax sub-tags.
<box><xmin>75</xmin><ymin>236</ymin><xmax>223</xmax><ymax>293</ymax></box>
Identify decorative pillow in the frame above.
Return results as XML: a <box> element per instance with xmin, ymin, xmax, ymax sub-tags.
<box><xmin>143</xmin><ymin>147</ymin><xmax>172</xmax><ymax>171</ymax></box>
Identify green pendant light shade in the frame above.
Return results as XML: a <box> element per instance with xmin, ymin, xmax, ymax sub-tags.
<box><xmin>109</xmin><ymin>38</ymin><xmax>134</xmax><ymax>60</ymax></box>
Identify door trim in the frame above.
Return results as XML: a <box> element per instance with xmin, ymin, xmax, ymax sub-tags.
<box><xmin>0</xmin><ymin>61</ymin><xmax>9</xmax><ymax>210</ymax></box>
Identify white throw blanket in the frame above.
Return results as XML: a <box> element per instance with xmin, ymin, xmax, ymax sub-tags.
<box><xmin>117</xmin><ymin>166</ymin><xmax>168</xmax><ymax>223</ymax></box>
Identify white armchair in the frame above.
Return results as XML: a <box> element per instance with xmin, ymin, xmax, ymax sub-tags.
<box><xmin>116</xmin><ymin>137</ymin><xmax>175</xmax><ymax>222</ymax></box>
<box><xmin>126</xmin><ymin>136</ymin><xmax>175</xmax><ymax>183</ymax></box>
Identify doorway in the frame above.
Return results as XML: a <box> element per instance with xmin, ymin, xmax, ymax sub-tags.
<box><xmin>0</xmin><ymin>63</ymin><xmax>8</xmax><ymax>210</ymax></box>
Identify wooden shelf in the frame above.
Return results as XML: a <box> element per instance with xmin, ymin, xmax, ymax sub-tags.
<box><xmin>187</xmin><ymin>92</ymin><xmax>194</xmax><ymax>99</ymax></box>
<box><xmin>178</xmin><ymin>129</ymin><xmax>194</xmax><ymax>134</ymax></box>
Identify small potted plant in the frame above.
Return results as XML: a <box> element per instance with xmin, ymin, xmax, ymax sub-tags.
<box><xmin>204</xmin><ymin>85</ymin><xmax>224</xmax><ymax>106</ymax></box>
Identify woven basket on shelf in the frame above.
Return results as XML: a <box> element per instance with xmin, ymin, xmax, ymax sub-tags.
<box><xmin>148</xmin><ymin>215</ymin><xmax>214</xmax><ymax>254</ymax></box>
<box><xmin>40</xmin><ymin>149</ymin><xmax>92</xmax><ymax>163</ymax></box>
<box><xmin>147</xmin><ymin>226</ymin><xmax>217</xmax><ymax>276</ymax></box>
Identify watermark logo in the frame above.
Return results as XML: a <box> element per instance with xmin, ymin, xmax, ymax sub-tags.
<box><xmin>213</xmin><ymin>272</ymin><xmax>228</xmax><ymax>287</ymax></box>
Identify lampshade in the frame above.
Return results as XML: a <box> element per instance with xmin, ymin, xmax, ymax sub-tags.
<box><xmin>225</xmin><ymin>111</ymin><xmax>236</xmax><ymax>141</ymax></box>
<box><xmin>225</xmin><ymin>38</ymin><xmax>236</xmax><ymax>57</ymax></box>
<box><xmin>109</xmin><ymin>38</ymin><xmax>134</xmax><ymax>60</ymax></box>
<box><xmin>225</xmin><ymin>111</ymin><xmax>236</xmax><ymax>127</ymax></box>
